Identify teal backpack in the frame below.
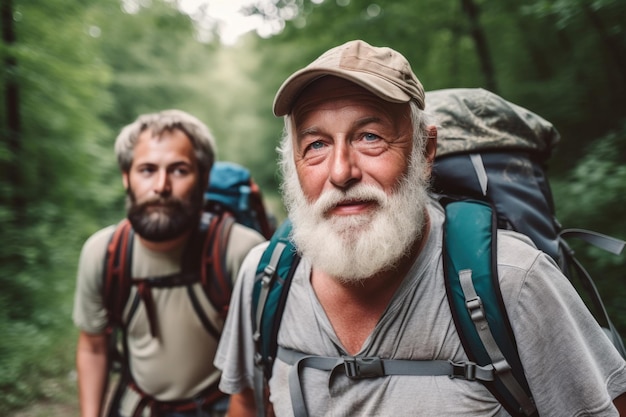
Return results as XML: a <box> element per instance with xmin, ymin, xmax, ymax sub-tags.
<box><xmin>252</xmin><ymin>200</ymin><xmax>538</xmax><ymax>417</ymax></box>
<box><xmin>250</xmin><ymin>89</ymin><xmax>626</xmax><ymax>417</ymax></box>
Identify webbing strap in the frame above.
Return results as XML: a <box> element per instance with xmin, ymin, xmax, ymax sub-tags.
<box><xmin>459</xmin><ymin>269</ymin><xmax>536</xmax><ymax>416</ymax></box>
<box><xmin>560</xmin><ymin>229</ymin><xmax>625</xmax><ymax>255</ymax></box>
<box><xmin>253</xmin><ymin>366</ymin><xmax>267</xmax><ymax>417</ymax></box>
<box><xmin>124</xmin><ymin>378</ymin><xmax>225</xmax><ymax>417</ymax></box>
<box><xmin>278</xmin><ymin>346</ymin><xmax>495</xmax><ymax>417</ymax></box>
<box><xmin>253</xmin><ymin>241</ymin><xmax>287</xmax><ymax>417</ymax></box>
<box><xmin>561</xmin><ymin>246</ymin><xmax>626</xmax><ymax>358</ymax></box>
<box><xmin>253</xmin><ymin>241</ymin><xmax>287</xmax><ymax>343</ymax></box>
<box><xmin>469</xmin><ymin>153</ymin><xmax>489</xmax><ymax>196</ymax></box>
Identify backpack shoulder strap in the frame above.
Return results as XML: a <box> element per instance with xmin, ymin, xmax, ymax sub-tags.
<box><xmin>103</xmin><ymin>219</ymin><xmax>134</xmax><ymax>327</ymax></box>
<box><xmin>248</xmin><ymin>178</ymin><xmax>274</xmax><ymax>239</ymax></box>
<box><xmin>198</xmin><ymin>212</ymin><xmax>236</xmax><ymax>321</ymax></box>
<box><xmin>443</xmin><ymin>199</ymin><xmax>536</xmax><ymax>417</ymax></box>
<box><xmin>102</xmin><ymin>219</ymin><xmax>135</xmax><ymax>406</ymax></box>
<box><xmin>251</xmin><ymin>219</ymin><xmax>300</xmax><ymax>416</ymax></box>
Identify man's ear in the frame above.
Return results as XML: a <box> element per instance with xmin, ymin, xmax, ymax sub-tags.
<box><xmin>200</xmin><ymin>167</ymin><xmax>210</xmax><ymax>193</ymax></box>
<box><xmin>122</xmin><ymin>171</ymin><xmax>129</xmax><ymax>190</ymax></box>
<box><xmin>424</xmin><ymin>125</ymin><xmax>437</xmax><ymax>168</ymax></box>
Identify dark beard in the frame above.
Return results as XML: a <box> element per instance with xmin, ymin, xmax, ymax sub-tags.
<box><xmin>126</xmin><ymin>187</ymin><xmax>203</xmax><ymax>242</ymax></box>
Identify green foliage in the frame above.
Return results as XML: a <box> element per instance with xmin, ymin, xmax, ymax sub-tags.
<box><xmin>93</xmin><ymin>0</ymin><xmax>215</xmax><ymax>127</ymax></box>
<box><xmin>2</xmin><ymin>0</ymin><xmax>626</xmax><ymax>412</ymax></box>
<box><xmin>551</xmin><ymin>123</ymin><xmax>626</xmax><ymax>333</ymax></box>
<box><xmin>0</xmin><ymin>0</ymin><xmax>116</xmax><ymax>411</ymax></box>
<box><xmin>88</xmin><ymin>0</ymin><xmax>286</xmax><ymax>211</ymax></box>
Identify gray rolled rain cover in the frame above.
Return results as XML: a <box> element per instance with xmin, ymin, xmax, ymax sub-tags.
<box><xmin>426</xmin><ymin>88</ymin><xmax>563</xmax><ymax>263</ymax></box>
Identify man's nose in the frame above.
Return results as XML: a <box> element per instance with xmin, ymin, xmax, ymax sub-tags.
<box><xmin>153</xmin><ymin>170</ymin><xmax>171</xmax><ymax>195</ymax></box>
<box><xmin>329</xmin><ymin>143</ymin><xmax>361</xmax><ymax>189</ymax></box>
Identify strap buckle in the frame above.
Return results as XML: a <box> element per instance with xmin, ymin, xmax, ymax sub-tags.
<box><xmin>465</xmin><ymin>296</ymin><xmax>486</xmax><ymax>322</ymax></box>
<box><xmin>450</xmin><ymin>360</ymin><xmax>479</xmax><ymax>381</ymax></box>
<box><xmin>343</xmin><ymin>356</ymin><xmax>384</xmax><ymax>379</ymax></box>
<box><xmin>262</xmin><ymin>266</ymin><xmax>275</xmax><ymax>282</ymax></box>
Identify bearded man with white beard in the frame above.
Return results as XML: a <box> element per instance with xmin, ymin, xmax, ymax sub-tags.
<box><xmin>215</xmin><ymin>40</ymin><xmax>626</xmax><ymax>417</ymax></box>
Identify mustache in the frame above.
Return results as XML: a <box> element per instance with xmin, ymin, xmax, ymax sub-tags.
<box><xmin>313</xmin><ymin>184</ymin><xmax>389</xmax><ymax>217</ymax></box>
<box><xmin>134</xmin><ymin>196</ymin><xmax>182</xmax><ymax>207</ymax></box>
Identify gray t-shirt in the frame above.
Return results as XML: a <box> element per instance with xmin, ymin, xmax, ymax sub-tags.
<box><xmin>73</xmin><ymin>219</ymin><xmax>265</xmax><ymax>415</ymax></box>
<box><xmin>215</xmin><ymin>200</ymin><xmax>626</xmax><ymax>416</ymax></box>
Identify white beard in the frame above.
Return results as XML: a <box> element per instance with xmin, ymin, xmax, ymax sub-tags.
<box><xmin>283</xmin><ymin>148</ymin><xmax>431</xmax><ymax>284</ymax></box>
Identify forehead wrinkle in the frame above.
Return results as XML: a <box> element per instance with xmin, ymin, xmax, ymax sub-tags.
<box><xmin>296</xmin><ymin>125</ymin><xmax>323</xmax><ymax>147</ymax></box>
<box><xmin>298</xmin><ymin>114</ymin><xmax>385</xmax><ymax>134</ymax></box>
<box><xmin>353</xmin><ymin>115</ymin><xmax>385</xmax><ymax>129</ymax></box>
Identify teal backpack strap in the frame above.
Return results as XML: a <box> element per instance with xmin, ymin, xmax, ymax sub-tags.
<box><xmin>252</xmin><ymin>219</ymin><xmax>300</xmax><ymax>416</ymax></box>
<box><xmin>443</xmin><ymin>199</ymin><xmax>537</xmax><ymax>417</ymax></box>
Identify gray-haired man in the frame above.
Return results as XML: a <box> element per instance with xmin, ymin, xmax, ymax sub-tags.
<box><xmin>215</xmin><ymin>40</ymin><xmax>626</xmax><ymax>417</ymax></box>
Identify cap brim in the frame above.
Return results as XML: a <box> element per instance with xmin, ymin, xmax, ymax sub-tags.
<box><xmin>273</xmin><ymin>68</ymin><xmax>413</xmax><ymax>117</ymax></box>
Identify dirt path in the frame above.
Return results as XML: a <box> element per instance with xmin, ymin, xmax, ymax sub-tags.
<box><xmin>11</xmin><ymin>402</ymin><xmax>79</xmax><ymax>417</ymax></box>
<box><xmin>8</xmin><ymin>372</ymin><xmax>79</xmax><ymax>417</ymax></box>
<box><xmin>8</xmin><ymin>371</ymin><xmax>125</xmax><ymax>417</ymax></box>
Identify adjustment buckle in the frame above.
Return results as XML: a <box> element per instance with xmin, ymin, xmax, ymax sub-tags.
<box><xmin>343</xmin><ymin>356</ymin><xmax>384</xmax><ymax>379</ymax></box>
<box><xmin>262</xmin><ymin>267</ymin><xmax>275</xmax><ymax>282</ymax></box>
<box><xmin>465</xmin><ymin>296</ymin><xmax>485</xmax><ymax>322</ymax></box>
<box><xmin>450</xmin><ymin>360</ymin><xmax>479</xmax><ymax>381</ymax></box>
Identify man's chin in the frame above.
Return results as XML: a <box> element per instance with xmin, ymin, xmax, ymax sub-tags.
<box><xmin>327</xmin><ymin>211</ymin><xmax>375</xmax><ymax>229</ymax></box>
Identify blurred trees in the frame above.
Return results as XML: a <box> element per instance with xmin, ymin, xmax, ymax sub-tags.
<box><xmin>1</xmin><ymin>0</ymin><xmax>625</xmax><ymax>412</ymax></box>
<box><xmin>552</xmin><ymin>121</ymin><xmax>626</xmax><ymax>332</ymax></box>
<box><xmin>1</xmin><ymin>0</ymin><xmax>113</xmax><ymax>411</ymax></box>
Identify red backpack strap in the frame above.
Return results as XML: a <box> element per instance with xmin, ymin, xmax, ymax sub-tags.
<box><xmin>125</xmin><ymin>379</ymin><xmax>226</xmax><ymax>416</ymax></box>
<box><xmin>103</xmin><ymin>219</ymin><xmax>134</xmax><ymax>327</ymax></box>
<box><xmin>200</xmin><ymin>212</ymin><xmax>236</xmax><ymax>320</ymax></box>
<box><xmin>249</xmin><ymin>179</ymin><xmax>274</xmax><ymax>239</ymax></box>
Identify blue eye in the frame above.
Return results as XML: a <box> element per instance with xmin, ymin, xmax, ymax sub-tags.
<box><xmin>309</xmin><ymin>141</ymin><xmax>325</xmax><ymax>150</ymax></box>
<box><xmin>363</xmin><ymin>133</ymin><xmax>379</xmax><ymax>141</ymax></box>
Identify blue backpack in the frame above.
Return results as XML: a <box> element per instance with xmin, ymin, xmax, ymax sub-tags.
<box><xmin>205</xmin><ymin>161</ymin><xmax>274</xmax><ymax>239</ymax></box>
<box><xmin>249</xmin><ymin>89</ymin><xmax>625</xmax><ymax>417</ymax></box>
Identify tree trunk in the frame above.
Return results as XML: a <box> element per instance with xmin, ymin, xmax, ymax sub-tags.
<box><xmin>582</xmin><ymin>4</ymin><xmax>626</xmax><ymax>97</ymax></box>
<box><xmin>2</xmin><ymin>0</ymin><xmax>23</xmax><ymax>219</ymax></box>
<box><xmin>459</xmin><ymin>0</ymin><xmax>498</xmax><ymax>93</ymax></box>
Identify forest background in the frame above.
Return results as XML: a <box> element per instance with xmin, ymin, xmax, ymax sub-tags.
<box><xmin>1</xmin><ymin>0</ymin><xmax>625</xmax><ymax>414</ymax></box>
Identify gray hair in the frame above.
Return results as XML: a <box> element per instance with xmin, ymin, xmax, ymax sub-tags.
<box><xmin>114</xmin><ymin>109</ymin><xmax>217</xmax><ymax>176</ymax></box>
<box><xmin>277</xmin><ymin>100</ymin><xmax>430</xmax><ymax>189</ymax></box>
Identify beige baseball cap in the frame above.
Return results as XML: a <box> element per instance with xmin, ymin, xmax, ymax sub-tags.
<box><xmin>273</xmin><ymin>40</ymin><xmax>425</xmax><ymax>116</ymax></box>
